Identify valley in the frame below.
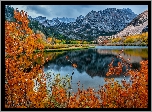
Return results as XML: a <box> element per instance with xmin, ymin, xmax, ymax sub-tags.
<box><xmin>4</xmin><ymin>5</ymin><xmax>149</xmax><ymax>109</ymax></box>
<box><xmin>5</xmin><ymin>5</ymin><xmax>148</xmax><ymax>49</ymax></box>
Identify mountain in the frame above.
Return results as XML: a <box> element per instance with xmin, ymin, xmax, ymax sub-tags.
<box><xmin>52</xmin><ymin>17</ymin><xmax>76</xmax><ymax>23</ymax></box>
<box><xmin>51</xmin><ymin>8</ymin><xmax>137</xmax><ymax>41</ymax></box>
<box><xmin>5</xmin><ymin>5</ymin><xmax>138</xmax><ymax>41</ymax></box>
<box><xmin>97</xmin><ymin>10</ymin><xmax>148</xmax><ymax>44</ymax></box>
<box><xmin>22</xmin><ymin>7</ymin><xmax>139</xmax><ymax>41</ymax></box>
<box><xmin>5</xmin><ymin>5</ymin><xmax>16</xmax><ymax>21</ymax></box>
<box><xmin>114</xmin><ymin>10</ymin><xmax>148</xmax><ymax>37</ymax></box>
<box><xmin>28</xmin><ymin>16</ymin><xmax>76</xmax><ymax>27</ymax></box>
<box><xmin>142</xmin><ymin>25</ymin><xmax>148</xmax><ymax>33</ymax></box>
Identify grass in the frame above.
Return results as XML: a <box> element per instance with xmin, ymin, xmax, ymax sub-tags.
<box><xmin>34</xmin><ymin>45</ymin><xmax>95</xmax><ymax>52</ymax></box>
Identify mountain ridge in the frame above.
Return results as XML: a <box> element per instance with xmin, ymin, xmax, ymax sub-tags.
<box><xmin>114</xmin><ymin>10</ymin><xmax>148</xmax><ymax>37</ymax></box>
<box><xmin>49</xmin><ymin>8</ymin><xmax>137</xmax><ymax>41</ymax></box>
<box><xmin>5</xmin><ymin>5</ymin><xmax>148</xmax><ymax>42</ymax></box>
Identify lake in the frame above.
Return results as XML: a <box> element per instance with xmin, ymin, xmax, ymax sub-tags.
<box><xmin>43</xmin><ymin>46</ymin><xmax>148</xmax><ymax>93</ymax></box>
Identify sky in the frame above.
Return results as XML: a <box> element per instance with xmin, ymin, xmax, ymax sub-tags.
<box><xmin>10</xmin><ymin>5</ymin><xmax>148</xmax><ymax>20</ymax></box>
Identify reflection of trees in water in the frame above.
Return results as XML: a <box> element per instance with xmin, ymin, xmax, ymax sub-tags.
<box><xmin>131</xmin><ymin>62</ymin><xmax>141</xmax><ymax>70</ymax></box>
<box><xmin>142</xmin><ymin>57</ymin><xmax>148</xmax><ymax>60</ymax></box>
<box><xmin>44</xmin><ymin>49</ymin><xmax>141</xmax><ymax>78</ymax></box>
<box><xmin>122</xmin><ymin>49</ymin><xmax>148</xmax><ymax>59</ymax></box>
<box><xmin>98</xmin><ymin>49</ymin><xmax>148</xmax><ymax>63</ymax></box>
<box><xmin>43</xmin><ymin>52</ymin><xmax>67</xmax><ymax>68</ymax></box>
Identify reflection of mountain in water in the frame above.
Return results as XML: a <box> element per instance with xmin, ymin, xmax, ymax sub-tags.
<box><xmin>97</xmin><ymin>49</ymin><xmax>148</xmax><ymax>63</ymax></box>
<box><xmin>44</xmin><ymin>49</ymin><xmax>146</xmax><ymax>78</ymax></box>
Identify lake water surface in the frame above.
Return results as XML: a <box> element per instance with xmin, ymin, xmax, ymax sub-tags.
<box><xmin>43</xmin><ymin>46</ymin><xmax>148</xmax><ymax>93</ymax></box>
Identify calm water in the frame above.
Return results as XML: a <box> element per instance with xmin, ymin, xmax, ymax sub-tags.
<box><xmin>43</xmin><ymin>46</ymin><xmax>148</xmax><ymax>93</ymax></box>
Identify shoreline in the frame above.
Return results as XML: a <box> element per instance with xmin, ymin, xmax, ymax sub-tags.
<box><xmin>34</xmin><ymin>45</ymin><xmax>148</xmax><ymax>52</ymax></box>
<box><xmin>34</xmin><ymin>46</ymin><xmax>95</xmax><ymax>52</ymax></box>
<box><xmin>98</xmin><ymin>43</ymin><xmax>148</xmax><ymax>46</ymax></box>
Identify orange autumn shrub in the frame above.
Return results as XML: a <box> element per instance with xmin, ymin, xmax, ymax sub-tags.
<box><xmin>64</xmin><ymin>60</ymin><xmax>148</xmax><ymax>108</ymax></box>
<box><xmin>47</xmin><ymin>59</ymin><xmax>148</xmax><ymax>108</ymax></box>
<box><xmin>99</xmin><ymin>60</ymin><xmax>148</xmax><ymax>108</ymax></box>
<box><xmin>5</xmin><ymin>9</ymin><xmax>48</xmax><ymax>108</ymax></box>
<box><xmin>5</xmin><ymin>8</ymin><xmax>148</xmax><ymax>108</ymax></box>
<box><xmin>67</xmin><ymin>88</ymin><xmax>101</xmax><ymax>108</ymax></box>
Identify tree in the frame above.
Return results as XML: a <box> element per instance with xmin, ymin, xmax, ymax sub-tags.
<box><xmin>55</xmin><ymin>39</ymin><xmax>61</xmax><ymax>44</ymax></box>
<box><xmin>5</xmin><ymin>9</ymin><xmax>48</xmax><ymax>108</ymax></box>
<box><xmin>47</xmin><ymin>37</ymin><xmax>53</xmax><ymax>44</ymax></box>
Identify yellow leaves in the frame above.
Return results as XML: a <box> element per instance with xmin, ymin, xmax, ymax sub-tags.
<box><xmin>47</xmin><ymin>37</ymin><xmax>53</xmax><ymax>44</ymax></box>
<box><xmin>123</xmin><ymin>32</ymin><xmax>148</xmax><ymax>44</ymax></box>
<box><xmin>112</xmin><ymin>37</ymin><xmax>122</xmax><ymax>43</ymax></box>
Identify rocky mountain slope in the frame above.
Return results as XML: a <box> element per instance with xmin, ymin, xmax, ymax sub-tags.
<box><xmin>97</xmin><ymin>10</ymin><xmax>148</xmax><ymax>44</ymax></box>
<box><xmin>51</xmin><ymin>8</ymin><xmax>137</xmax><ymax>41</ymax></box>
<box><xmin>28</xmin><ymin>15</ymin><xmax>76</xmax><ymax>27</ymax></box>
<box><xmin>5</xmin><ymin>5</ymin><xmax>139</xmax><ymax>41</ymax></box>
<box><xmin>114</xmin><ymin>10</ymin><xmax>148</xmax><ymax>37</ymax></box>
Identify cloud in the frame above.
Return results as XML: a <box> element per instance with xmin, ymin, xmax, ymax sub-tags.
<box><xmin>11</xmin><ymin>5</ymin><xmax>46</xmax><ymax>18</ymax></box>
<box><xmin>26</xmin><ymin>5</ymin><xmax>51</xmax><ymax>16</ymax></box>
<box><xmin>11</xmin><ymin>5</ymin><xmax>148</xmax><ymax>20</ymax></box>
<box><xmin>48</xmin><ymin>5</ymin><xmax>93</xmax><ymax>19</ymax></box>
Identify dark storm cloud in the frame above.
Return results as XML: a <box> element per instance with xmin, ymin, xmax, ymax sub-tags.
<box><xmin>48</xmin><ymin>5</ymin><xmax>148</xmax><ymax>18</ymax></box>
<box><xmin>49</xmin><ymin>5</ymin><xmax>92</xmax><ymax>18</ymax></box>
<box><xmin>48</xmin><ymin>5</ymin><xmax>103</xmax><ymax>19</ymax></box>
<box><xmin>11</xmin><ymin>5</ymin><xmax>148</xmax><ymax>20</ymax></box>
<box><xmin>26</xmin><ymin>5</ymin><xmax>51</xmax><ymax>17</ymax></box>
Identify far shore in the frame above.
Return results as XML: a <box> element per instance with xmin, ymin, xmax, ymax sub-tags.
<box><xmin>5</xmin><ymin>43</ymin><xmax>148</xmax><ymax>56</ymax></box>
<box><xmin>98</xmin><ymin>43</ymin><xmax>148</xmax><ymax>46</ymax></box>
<box><xmin>34</xmin><ymin>43</ymin><xmax>148</xmax><ymax>52</ymax></box>
<box><xmin>34</xmin><ymin>46</ymin><xmax>95</xmax><ymax>52</ymax></box>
